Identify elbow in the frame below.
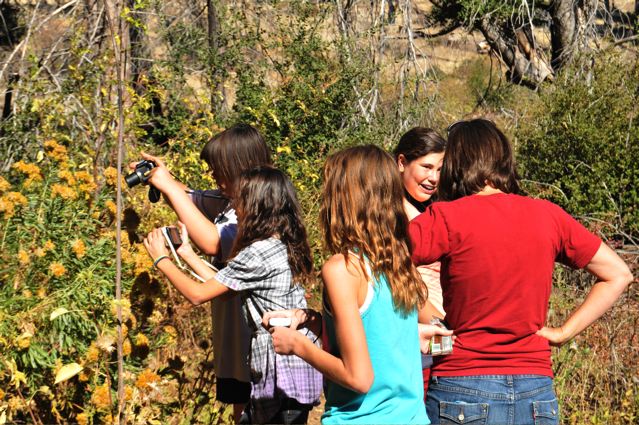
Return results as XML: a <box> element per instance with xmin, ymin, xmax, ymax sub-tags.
<box><xmin>348</xmin><ymin>372</ymin><xmax>374</xmax><ymax>394</ymax></box>
<box><xmin>621</xmin><ymin>268</ymin><xmax>634</xmax><ymax>288</ymax></box>
<box><xmin>186</xmin><ymin>293</ymin><xmax>207</xmax><ymax>306</ymax></box>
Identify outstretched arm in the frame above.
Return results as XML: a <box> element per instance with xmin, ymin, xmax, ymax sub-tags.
<box><xmin>133</xmin><ymin>152</ymin><xmax>222</xmax><ymax>255</ymax></box>
<box><xmin>269</xmin><ymin>255</ymin><xmax>374</xmax><ymax>393</ymax></box>
<box><xmin>144</xmin><ymin>228</ymin><xmax>229</xmax><ymax>305</ymax></box>
<box><xmin>537</xmin><ymin>242</ymin><xmax>633</xmax><ymax>345</ymax></box>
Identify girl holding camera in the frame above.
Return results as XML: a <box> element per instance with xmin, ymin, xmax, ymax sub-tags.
<box><xmin>132</xmin><ymin>124</ymin><xmax>271</xmax><ymax>422</ymax></box>
<box><xmin>143</xmin><ymin>166</ymin><xmax>322</xmax><ymax>424</ymax></box>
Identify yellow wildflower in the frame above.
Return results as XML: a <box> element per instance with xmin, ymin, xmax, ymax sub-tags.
<box><xmin>58</xmin><ymin>170</ymin><xmax>76</xmax><ymax>185</ymax></box>
<box><xmin>18</xmin><ymin>249</ymin><xmax>30</xmax><ymax>266</ymax></box>
<box><xmin>135</xmin><ymin>333</ymin><xmax>149</xmax><ymax>347</ymax></box>
<box><xmin>124</xmin><ymin>385</ymin><xmax>133</xmax><ymax>401</ymax></box>
<box><xmin>72</xmin><ymin>239</ymin><xmax>86</xmax><ymax>258</ymax></box>
<box><xmin>134</xmin><ymin>246</ymin><xmax>153</xmax><ymax>276</ymax></box>
<box><xmin>85</xmin><ymin>343</ymin><xmax>100</xmax><ymax>363</ymax></box>
<box><xmin>16</xmin><ymin>331</ymin><xmax>32</xmax><ymax>349</ymax></box>
<box><xmin>104</xmin><ymin>167</ymin><xmax>119</xmax><ymax>186</ymax></box>
<box><xmin>22</xmin><ymin>289</ymin><xmax>32</xmax><ymax>298</ymax></box>
<box><xmin>34</xmin><ymin>248</ymin><xmax>46</xmax><ymax>258</ymax></box>
<box><xmin>90</xmin><ymin>384</ymin><xmax>111</xmax><ymax>410</ymax></box>
<box><xmin>76</xmin><ymin>171</ymin><xmax>97</xmax><ymax>194</ymax></box>
<box><xmin>135</xmin><ymin>369</ymin><xmax>160</xmax><ymax>390</ymax></box>
<box><xmin>123</xmin><ymin>339</ymin><xmax>131</xmax><ymax>356</ymax></box>
<box><xmin>49</xmin><ymin>262</ymin><xmax>66</xmax><ymax>277</ymax></box>
<box><xmin>0</xmin><ymin>191</ymin><xmax>28</xmax><ymax>218</ymax></box>
<box><xmin>105</xmin><ymin>200</ymin><xmax>117</xmax><ymax>215</ymax></box>
<box><xmin>36</xmin><ymin>286</ymin><xmax>46</xmax><ymax>298</ymax></box>
<box><xmin>51</xmin><ymin>184</ymin><xmax>78</xmax><ymax>200</ymax></box>
<box><xmin>44</xmin><ymin>140</ymin><xmax>68</xmax><ymax>162</ymax></box>
<box><xmin>13</xmin><ymin>161</ymin><xmax>43</xmax><ymax>181</ymax></box>
<box><xmin>43</xmin><ymin>240</ymin><xmax>55</xmax><ymax>251</ymax></box>
<box><xmin>78</xmin><ymin>371</ymin><xmax>90</xmax><ymax>382</ymax></box>
<box><xmin>76</xmin><ymin>412</ymin><xmax>88</xmax><ymax>425</ymax></box>
<box><xmin>0</xmin><ymin>175</ymin><xmax>10</xmax><ymax>192</ymax></box>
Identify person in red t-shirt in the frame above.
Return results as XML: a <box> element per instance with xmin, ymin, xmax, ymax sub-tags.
<box><xmin>409</xmin><ymin>119</ymin><xmax>632</xmax><ymax>425</ymax></box>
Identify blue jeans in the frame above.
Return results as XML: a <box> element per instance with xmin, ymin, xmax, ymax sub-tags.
<box><xmin>426</xmin><ymin>375</ymin><xmax>559</xmax><ymax>425</ymax></box>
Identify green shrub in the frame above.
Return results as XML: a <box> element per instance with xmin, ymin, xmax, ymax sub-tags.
<box><xmin>517</xmin><ymin>54</ymin><xmax>639</xmax><ymax>236</ymax></box>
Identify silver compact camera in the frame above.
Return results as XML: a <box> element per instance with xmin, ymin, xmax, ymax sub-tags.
<box><xmin>430</xmin><ymin>318</ymin><xmax>453</xmax><ymax>356</ymax></box>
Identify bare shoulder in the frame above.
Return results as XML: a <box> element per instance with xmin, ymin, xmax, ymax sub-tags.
<box><xmin>322</xmin><ymin>254</ymin><xmax>366</xmax><ymax>287</ymax></box>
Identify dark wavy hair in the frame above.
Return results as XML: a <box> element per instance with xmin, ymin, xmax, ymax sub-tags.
<box><xmin>200</xmin><ymin>123</ymin><xmax>272</xmax><ymax>197</ymax></box>
<box><xmin>231</xmin><ymin>166</ymin><xmax>313</xmax><ymax>287</ymax></box>
<box><xmin>439</xmin><ymin>119</ymin><xmax>521</xmax><ymax>201</ymax></box>
<box><xmin>393</xmin><ymin>127</ymin><xmax>446</xmax><ymax>162</ymax></box>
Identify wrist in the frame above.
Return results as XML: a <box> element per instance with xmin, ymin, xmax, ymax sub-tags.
<box><xmin>153</xmin><ymin>255</ymin><xmax>171</xmax><ymax>269</ymax></box>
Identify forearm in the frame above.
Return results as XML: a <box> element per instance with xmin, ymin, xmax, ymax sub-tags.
<box><xmin>418</xmin><ymin>299</ymin><xmax>443</xmax><ymax>323</ymax></box>
<box><xmin>180</xmin><ymin>250</ymin><xmax>217</xmax><ymax>281</ymax></box>
<box><xmin>156</xmin><ymin>258</ymin><xmax>226</xmax><ymax>305</ymax></box>
<box><xmin>559</xmin><ymin>278</ymin><xmax>629</xmax><ymax>340</ymax></box>
<box><xmin>294</xmin><ymin>335</ymin><xmax>372</xmax><ymax>394</ymax></box>
<box><xmin>163</xmin><ymin>184</ymin><xmax>221</xmax><ymax>255</ymax></box>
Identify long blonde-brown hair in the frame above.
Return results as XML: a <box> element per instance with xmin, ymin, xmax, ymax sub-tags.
<box><xmin>319</xmin><ymin>145</ymin><xmax>426</xmax><ymax>312</ymax></box>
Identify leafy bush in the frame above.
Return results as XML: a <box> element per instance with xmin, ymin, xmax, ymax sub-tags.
<box><xmin>517</xmin><ymin>54</ymin><xmax>639</xmax><ymax>237</ymax></box>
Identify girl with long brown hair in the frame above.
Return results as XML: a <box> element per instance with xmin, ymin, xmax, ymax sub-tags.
<box><xmin>143</xmin><ymin>166</ymin><xmax>322</xmax><ymax>424</ymax></box>
<box><xmin>264</xmin><ymin>145</ymin><xmax>448</xmax><ymax>424</ymax></box>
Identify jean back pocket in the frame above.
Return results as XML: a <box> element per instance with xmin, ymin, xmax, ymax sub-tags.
<box><xmin>532</xmin><ymin>399</ymin><xmax>559</xmax><ymax>425</ymax></box>
<box><xmin>440</xmin><ymin>401</ymin><xmax>489</xmax><ymax>424</ymax></box>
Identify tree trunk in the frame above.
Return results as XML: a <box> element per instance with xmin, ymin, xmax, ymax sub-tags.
<box><xmin>479</xmin><ymin>17</ymin><xmax>553</xmax><ymax>86</ymax></box>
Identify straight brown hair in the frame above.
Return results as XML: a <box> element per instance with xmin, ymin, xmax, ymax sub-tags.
<box><xmin>320</xmin><ymin>145</ymin><xmax>427</xmax><ymax>313</ymax></box>
<box><xmin>200</xmin><ymin>123</ymin><xmax>272</xmax><ymax>197</ymax></box>
<box><xmin>439</xmin><ymin>119</ymin><xmax>521</xmax><ymax>201</ymax></box>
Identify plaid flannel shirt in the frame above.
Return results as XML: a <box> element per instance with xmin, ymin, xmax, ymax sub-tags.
<box><xmin>216</xmin><ymin>237</ymin><xmax>322</xmax><ymax>423</ymax></box>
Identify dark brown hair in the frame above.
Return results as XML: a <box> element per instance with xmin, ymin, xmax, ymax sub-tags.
<box><xmin>200</xmin><ymin>123</ymin><xmax>272</xmax><ymax>197</ymax></box>
<box><xmin>439</xmin><ymin>119</ymin><xmax>521</xmax><ymax>201</ymax></box>
<box><xmin>320</xmin><ymin>145</ymin><xmax>427</xmax><ymax>313</ymax></box>
<box><xmin>232</xmin><ymin>166</ymin><xmax>313</xmax><ymax>287</ymax></box>
<box><xmin>393</xmin><ymin>127</ymin><xmax>446</xmax><ymax>162</ymax></box>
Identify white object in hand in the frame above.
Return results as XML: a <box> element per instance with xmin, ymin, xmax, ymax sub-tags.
<box><xmin>269</xmin><ymin>317</ymin><xmax>292</xmax><ymax>327</ymax></box>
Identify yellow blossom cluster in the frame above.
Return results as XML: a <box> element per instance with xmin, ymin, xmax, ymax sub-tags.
<box><xmin>135</xmin><ymin>333</ymin><xmax>149</xmax><ymax>347</ymax></box>
<box><xmin>49</xmin><ymin>262</ymin><xmax>66</xmax><ymax>277</ymax></box>
<box><xmin>0</xmin><ymin>175</ymin><xmax>10</xmax><ymax>192</ymax></box>
<box><xmin>76</xmin><ymin>412</ymin><xmax>88</xmax><ymax>425</ymax></box>
<box><xmin>105</xmin><ymin>200</ymin><xmax>117</xmax><ymax>215</ymax></box>
<box><xmin>123</xmin><ymin>339</ymin><xmax>131</xmax><ymax>356</ymax></box>
<box><xmin>72</xmin><ymin>239</ymin><xmax>86</xmax><ymax>258</ymax></box>
<box><xmin>0</xmin><ymin>191</ymin><xmax>28</xmax><ymax>218</ymax></box>
<box><xmin>135</xmin><ymin>369</ymin><xmax>160</xmax><ymax>390</ymax></box>
<box><xmin>43</xmin><ymin>240</ymin><xmax>55</xmax><ymax>251</ymax></box>
<box><xmin>12</xmin><ymin>161</ymin><xmax>43</xmax><ymax>187</ymax></box>
<box><xmin>44</xmin><ymin>140</ymin><xmax>69</xmax><ymax>163</ymax></box>
<box><xmin>58</xmin><ymin>170</ymin><xmax>76</xmax><ymax>185</ymax></box>
<box><xmin>18</xmin><ymin>249</ymin><xmax>30</xmax><ymax>266</ymax></box>
<box><xmin>75</xmin><ymin>171</ymin><xmax>97</xmax><ymax>195</ymax></box>
<box><xmin>85</xmin><ymin>342</ymin><xmax>100</xmax><ymax>363</ymax></box>
<box><xmin>133</xmin><ymin>244</ymin><xmax>153</xmax><ymax>276</ymax></box>
<box><xmin>51</xmin><ymin>183</ymin><xmax>78</xmax><ymax>200</ymax></box>
<box><xmin>90</xmin><ymin>384</ymin><xmax>111</xmax><ymax>410</ymax></box>
<box><xmin>104</xmin><ymin>167</ymin><xmax>119</xmax><ymax>186</ymax></box>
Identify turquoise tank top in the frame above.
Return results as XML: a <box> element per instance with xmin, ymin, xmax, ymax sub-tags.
<box><xmin>321</xmin><ymin>264</ymin><xmax>429</xmax><ymax>424</ymax></box>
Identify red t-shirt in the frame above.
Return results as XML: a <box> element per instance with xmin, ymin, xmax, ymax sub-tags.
<box><xmin>409</xmin><ymin>193</ymin><xmax>601</xmax><ymax>377</ymax></box>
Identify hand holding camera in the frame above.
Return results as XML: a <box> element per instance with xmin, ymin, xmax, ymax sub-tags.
<box><xmin>126</xmin><ymin>153</ymin><xmax>177</xmax><ymax>203</ymax></box>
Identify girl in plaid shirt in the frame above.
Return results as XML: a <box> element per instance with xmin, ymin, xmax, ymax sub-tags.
<box><xmin>143</xmin><ymin>166</ymin><xmax>322</xmax><ymax>424</ymax></box>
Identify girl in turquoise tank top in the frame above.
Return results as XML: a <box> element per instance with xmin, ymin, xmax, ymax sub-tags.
<box><xmin>263</xmin><ymin>145</ymin><xmax>448</xmax><ymax>424</ymax></box>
